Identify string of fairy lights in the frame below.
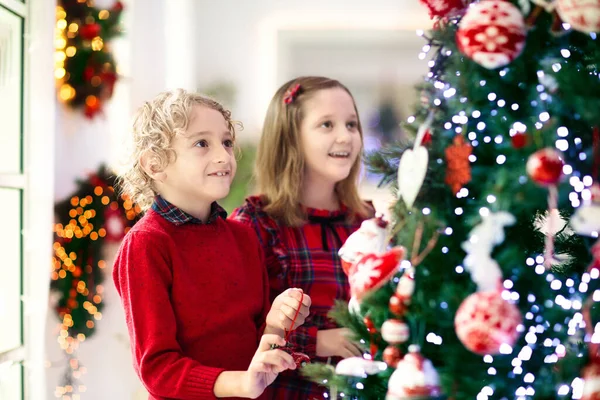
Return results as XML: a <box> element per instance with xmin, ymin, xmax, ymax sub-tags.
<box><xmin>50</xmin><ymin>168</ymin><xmax>140</xmax><ymax>399</ymax></box>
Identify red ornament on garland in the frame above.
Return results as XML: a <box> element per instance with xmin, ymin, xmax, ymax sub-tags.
<box><xmin>454</xmin><ymin>290</ymin><xmax>522</xmax><ymax>355</ymax></box>
<box><xmin>79</xmin><ymin>23</ymin><xmax>101</xmax><ymax>40</ymax></box>
<box><xmin>419</xmin><ymin>0</ymin><xmax>465</xmax><ymax>19</ymax></box>
<box><xmin>381</xmin><ymin>319</ymin><xmax>410</xmax><ymax>344</ymax></box>
<box><xmin>389</xmin><ymin>294</ymin><xmax>408</xmax><ymax>316</ymax></box>
<box><xmin>456</xmin><ymin>0</ymin><xmax>527</xmax><ymax>69</ymax></box>
<box><xmin>526</xmin><ymin>148</ymin><xmax>564</xmax><ymax>186</ymax></box>
<box><xmin>383</xmin><ymin>346</ymin><xmax>403</xmax><ymax>368</ymax></box>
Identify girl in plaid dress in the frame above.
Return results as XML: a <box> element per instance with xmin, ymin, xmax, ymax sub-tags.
<box><xmin>231</xmin><ymin>76</ymin><xmax>374</xmax><ymax>399</ymax></box>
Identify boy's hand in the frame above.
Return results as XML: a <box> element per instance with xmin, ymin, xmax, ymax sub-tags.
<box><xmin>316</xmin><ymin>328</ymin><xmax>363</xmax><ymax>359</ymax></box>
<box><xmin>266</xmin><ymin>288</ymin><xmax>311</xmax><ymax>334</ymax></box>
<box><xmin>242</xmin><ymin>335</ymin><xmax>296</xmax><ymax>398</ymax></box>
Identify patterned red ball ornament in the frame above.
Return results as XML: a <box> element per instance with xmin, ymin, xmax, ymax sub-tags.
<box><xmin>454</xmin><ymin>290</ymin><xmax>522</xmax><ymax>355</ymax></box>
<box><xmin>556</xmin><ymin>0</ymin><xmax>600</xmax><ymax>33</ymax></box>
<box><xmin>456</xmin><ymin>0</ymin><xmax>526</xmax><ymax>69</ymax></box>
<box><xmin>419</xmin><ymin>0</ymin><xmax>465</xmax><ymax>19</ymax></box>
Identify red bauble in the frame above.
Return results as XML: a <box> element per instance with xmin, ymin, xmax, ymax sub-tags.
<box><xmin>511</xmin><ymin>133</ymin><xmax>528</xmax><ymax>149</ymax></box>
<box><xmin>526</xmin><ymin>148</ymin><xmax>564</xmax><ymax>186</ymax></box>
<box><xmin>383</xmin><ymin>346</ymin><xmax>403</xmax><ymax>368</ymax></box>
<box><xmin>387</xmin><ymin>345</ymin><xmax>442</xmax><ymax>399</ymax></box>
<box><xmin>454</xmin><ymin>291</ymin><xmax>522</xmax><ymax>355</ymax></box>
<box><xmin>381</xmin><ymin>319</ymin><xmax>410</xmax><ymax>344</ymax></box>
<box><xmin>456</xmin><ymin>0</ymin><xmax>526</xmax><ymax>69</ymax></box>
<box><xmin>419</xmin><ymin>0</ymin><xmax>464</xmax><ymax>19</ymax></box>
<box><xmin>389</xmin><ymin>294</ymin><xmax>408</xmax><ymax>316</ymax></box>
<box><xmin>79</xmin><ymin>23</ymin><xmax>101</xmax><ymax>40</ymax></box>
<box><xmin>556</xmin><ymin>0</ymin><xmax>600</xmax><ymax>33</ymax></box>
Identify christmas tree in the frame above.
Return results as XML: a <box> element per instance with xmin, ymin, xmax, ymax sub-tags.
<box><xmin>303</xmin><ymin>0</ymin><xmax>600</xmax><ymax>399</ymax></box>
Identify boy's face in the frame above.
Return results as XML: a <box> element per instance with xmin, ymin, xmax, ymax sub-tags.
<box><xmin>159</xmin><ymin>105</ymin><xmax>237</xmax><ymax>211</ymax></box>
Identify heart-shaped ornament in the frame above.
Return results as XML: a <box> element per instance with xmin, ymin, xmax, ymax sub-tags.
<box><xmin>397</xmin><ymin>146</ymin><xmax>428</xmax><ymax>208</ymax></box>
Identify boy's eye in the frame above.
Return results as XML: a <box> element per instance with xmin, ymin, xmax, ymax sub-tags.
<box><xmin>223</xmin><ymin>139</ymin><xmax>234</xmax><ymax>148</ymax></box>
<box><xmin>320</xmin><ymin>121</ymin><xmax>333</xmax><ymax>129</ymax></box>
<box><xmin>195</xmin><ymin>140</ymin><xmax>208</xmax><ymax>148</ymax></box>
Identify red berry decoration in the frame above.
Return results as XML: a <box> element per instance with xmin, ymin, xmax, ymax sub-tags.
<box><xmin>526</xmin><ymin>148</ymin><xmax>564</xmax><ymax>186</ymax></box>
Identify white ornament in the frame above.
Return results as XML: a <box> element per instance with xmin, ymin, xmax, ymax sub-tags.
<box><xmin>381</xmin><ymin>319</ymin><xmax>410</xmax><ymax>344</ymax></box>
<box><xmin>556</xmin><ymin>0</ymin><xmax>600</xmax><ymax>33</ymax></box>
<box><xmin>535</xmin><ymin>208</ymin><xmax>573</xmax><ymax>236</ymax></box>
<box><xmin>571</xmin><ymin>204</ymin><xmax>600</xmax><ymax>237</ymax></box>
<box><xmin>335</xmin><ymin>357</ymin><xmax>387</xmax><ymax>377</ymax></box>
<box><xmin>397</xmin><ymin>112</ymin><xmax>433</xmax><ymax>209</ymax></box>
<box><xmin>339</xmin><ymin>217</ymin><xmax>388</xmax><ymax>269</ymax></box>
<box><xmin>462</xmin><ymin>212</ymin><xmax>515</xmax><ymax>291</ymax></box>
<box><xmin>348</xmin><ymin>296</ymin><xmax>362</xmax><ymax>315</ymax></box>
<box><xmin>386</xmin><ymin>345</ymin><xmax>442</xmax><ymax>400</ymax></box>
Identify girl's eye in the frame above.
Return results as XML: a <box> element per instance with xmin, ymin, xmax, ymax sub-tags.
<box><xmin>195</xmin><ymin>140</ymin><xmax>209</xmax><ymax>148</ymax></box>
<box><xmin>223</xmin><ymin>139</ymin><xmax>234</xmax><ymax>148</ymax></box>
<box><xmin>320</xmin><ymin>121</ymin><xmax>333</xmax><ymax>129</ymax></box>
<box><xmin>347</xmin><ymin>121</ymin><xmax>358</xmax><ymax>129</ymax></box>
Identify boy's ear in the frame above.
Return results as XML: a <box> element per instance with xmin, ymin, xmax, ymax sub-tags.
<box><xmin>140</xmin><ymin>152</ymin><xmax>167</xmax><ymax>182</ymax></box>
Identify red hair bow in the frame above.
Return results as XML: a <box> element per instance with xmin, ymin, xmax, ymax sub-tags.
<box><xmin>283</xmin><ymin>84</ymin><xmax>301</xmax><ymax>105</ymax></box>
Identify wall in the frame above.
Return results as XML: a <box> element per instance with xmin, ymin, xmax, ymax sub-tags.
<box><xmin>193</xmin><ymin>0</ymin><xmax>431</xmax><ymax>140</ymax></box>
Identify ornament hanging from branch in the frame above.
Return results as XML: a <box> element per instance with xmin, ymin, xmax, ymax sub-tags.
<box><xmin>526</xmin><ymin>148</ymin><xmax>565</xmax><ymax>268</ymax></box>
<box><xmin>419</xmin><ymin>0</ymin><xmax>466</xmax><ymax>19</ymax></box>
<box><xmin>456</xmin><ymin>0</ymin><xmax>527</xmax><ymax>69</ymax></box>
<box><xmin>397</xmin><ymin>112</ymin><xmax>434</xmax><ymax>208</ymax></box>
<box><xmin>456</xmin><ymin>212</ymin><xmax>523</xmax><ymax>355</ymax></box>
<box><xmin>445</xmin><ymin>134</ymin><xmax>472</xmax><ymax>195</ymax></box>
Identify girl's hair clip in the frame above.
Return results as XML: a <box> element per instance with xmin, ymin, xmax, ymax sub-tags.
<box><xmin>283</xmin><ymin>84</ymin><xmax>302</xmax><ymax>105</ymax></box>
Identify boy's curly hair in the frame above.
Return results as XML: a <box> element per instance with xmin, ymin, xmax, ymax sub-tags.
<box><xmin>119</xmin><ymin>89</ymin><xmax>236</xmax><ymax>211</ymax></box>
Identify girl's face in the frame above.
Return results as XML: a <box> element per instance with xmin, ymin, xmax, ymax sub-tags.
<box><xmin>299</xmin><ymin>87</ymin><xmax>362</xmax><ymax>188</ymax></box>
